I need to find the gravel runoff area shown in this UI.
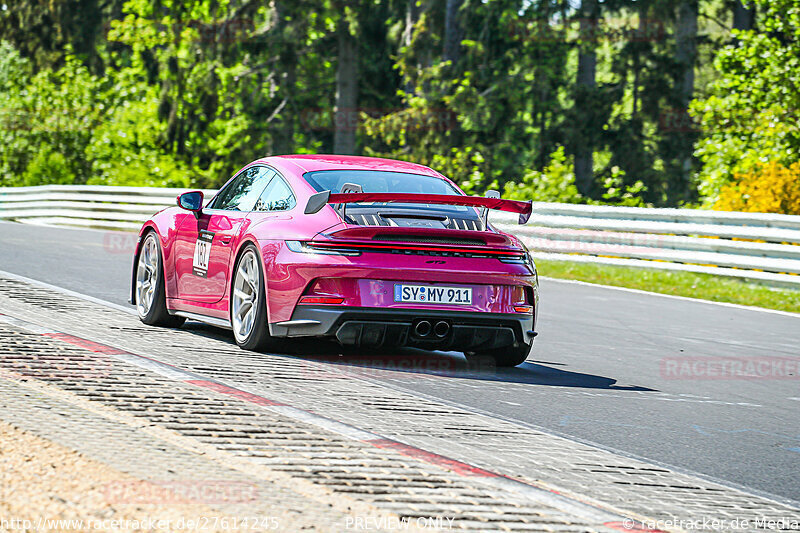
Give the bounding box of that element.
[0,375,434,533]
[0,420,230,533]
[0,367,439,533]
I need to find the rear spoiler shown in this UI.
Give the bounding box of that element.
[304,191,533,224]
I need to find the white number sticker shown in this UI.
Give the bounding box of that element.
[192,232,214,277]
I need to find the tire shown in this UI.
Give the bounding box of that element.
[230,244,278,352]
[466,342,532,368]
[135,231,186,328]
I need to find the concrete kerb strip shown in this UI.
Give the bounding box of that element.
[0,310,663,532]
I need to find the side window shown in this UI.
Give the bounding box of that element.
[209,166,273,211]
[254,175,296,212]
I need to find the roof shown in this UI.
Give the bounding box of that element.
[259,154,443,178]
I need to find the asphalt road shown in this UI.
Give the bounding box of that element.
[2,220,799,505]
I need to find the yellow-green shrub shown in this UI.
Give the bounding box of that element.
[714,162,800,215]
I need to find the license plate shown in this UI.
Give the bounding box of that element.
[394,284,472,305]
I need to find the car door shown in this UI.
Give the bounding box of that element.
[174,166,274,303]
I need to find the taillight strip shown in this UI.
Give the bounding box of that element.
[308,241,523,257]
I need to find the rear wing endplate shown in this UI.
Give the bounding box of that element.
[304,191,532,224]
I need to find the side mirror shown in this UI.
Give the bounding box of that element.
[177,191,204,217]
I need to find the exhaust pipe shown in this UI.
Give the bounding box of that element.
[433,321,450,338]
[414,320,432,337]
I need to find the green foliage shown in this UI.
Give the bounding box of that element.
[22,148,76,186]
[504,147,583,203]
[86,92,193,187]
[0,41,102,186]
[599,166,648,207]
[105,0,274,186]
[0,0,111,72]
[503,146,647,206]
[0,40,31,185]
[362,1,576,199]
[691,0,800,210]
[0,0,787,213]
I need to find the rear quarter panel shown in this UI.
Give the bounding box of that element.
[241,208,343,322]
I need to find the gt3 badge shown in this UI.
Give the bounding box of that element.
[192,231,214,277]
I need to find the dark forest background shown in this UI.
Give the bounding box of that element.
[1,0,798,212]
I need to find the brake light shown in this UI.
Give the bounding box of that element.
[286,240,361,256]
[308,240,523,257]
[299,296,345,305]
[514,305,533,314]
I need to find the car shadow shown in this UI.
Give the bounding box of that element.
[181,322,654,392]
[300,343,654,391]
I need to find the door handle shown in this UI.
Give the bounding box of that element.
[220,238,231,245]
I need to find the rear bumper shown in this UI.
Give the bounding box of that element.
[270,306,536,351]
[264,242,537,324]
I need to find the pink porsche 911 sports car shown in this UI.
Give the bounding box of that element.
[131,155,538,367]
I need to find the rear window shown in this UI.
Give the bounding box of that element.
[303,170,461,196]
[303,170,470,214]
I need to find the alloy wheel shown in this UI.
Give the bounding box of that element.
[135,234,159,318]
[232,250,260,343]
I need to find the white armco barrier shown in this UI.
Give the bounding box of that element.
[2,184,800,288]
[0,185,217,231]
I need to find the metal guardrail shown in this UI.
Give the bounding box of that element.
[0,185,216,231]
[2,184,800,288]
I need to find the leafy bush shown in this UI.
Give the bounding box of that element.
[86,81,193,188]
[0,41,102,187]
[714,162,800,215]
[22,148,76,186]
[504,147,647,206]
[1,40,195,189]
[0,40,34,184]
[691,0,800,209]
[691,98,794,207]
[598,168,648,207]
[504,147,583,203]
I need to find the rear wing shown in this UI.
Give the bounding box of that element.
[304,191,532,224]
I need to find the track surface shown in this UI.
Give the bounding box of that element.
[2,221,799,505]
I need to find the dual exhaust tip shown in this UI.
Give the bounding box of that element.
[414,320,450,339]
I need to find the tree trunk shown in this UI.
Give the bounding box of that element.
[733,0,755,31]
[675,0,698,108]
[443,0,463,64]
[273,1,296,155]
[674,0,698,196]
[574,0,598,196]
[334,19,358,155]
[402,0,421,94]
[403,0,420,50]
[632,5,649,116]
[274,57,296,155]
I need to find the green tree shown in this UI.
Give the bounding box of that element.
[691,0,799,205]
[0,0,119,72]
[0,41,103,186]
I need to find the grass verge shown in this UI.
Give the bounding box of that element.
[536,258,800,314]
